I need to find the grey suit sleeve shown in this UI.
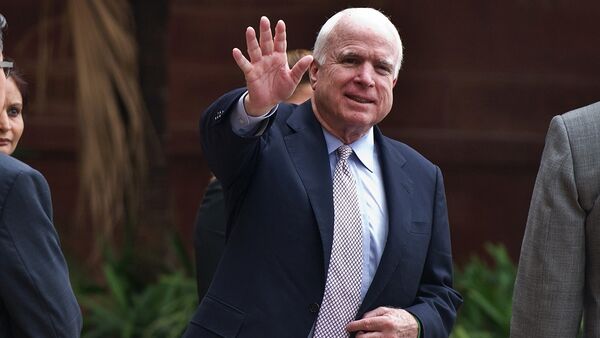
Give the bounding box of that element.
[0,168,82,337]
[510,115,585,338]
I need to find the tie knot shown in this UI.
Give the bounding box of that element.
[336,145,353,162]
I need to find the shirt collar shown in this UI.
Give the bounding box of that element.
[322,127,376,173]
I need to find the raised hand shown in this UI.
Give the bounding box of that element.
[232,16,313,116]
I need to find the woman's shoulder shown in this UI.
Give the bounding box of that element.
[0,154,44,189]
[0,154,35,176]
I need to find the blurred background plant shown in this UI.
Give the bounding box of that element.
[18,2,197,336]
[451,243,516,338]
[73,232,196,338]
[72,240,518,337]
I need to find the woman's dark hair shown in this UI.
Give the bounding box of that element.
[4,58,28,109]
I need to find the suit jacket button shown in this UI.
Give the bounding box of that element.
[309,303,320,313]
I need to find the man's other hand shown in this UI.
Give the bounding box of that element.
[347,307,419,338]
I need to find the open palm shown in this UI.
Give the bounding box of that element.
[232,17,312,116]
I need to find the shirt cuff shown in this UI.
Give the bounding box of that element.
[230,91,277,137]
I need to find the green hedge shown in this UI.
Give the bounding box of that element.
[74,242,517,337]
[451,243,516,338]
[74,233,197,338]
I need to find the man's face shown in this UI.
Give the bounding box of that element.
[310,19,398,141]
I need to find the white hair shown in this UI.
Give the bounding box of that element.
[0,14,6,52]
[312,8,404,78]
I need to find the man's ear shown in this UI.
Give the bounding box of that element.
[309,61,319,90]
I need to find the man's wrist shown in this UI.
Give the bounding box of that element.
[243,93,276,117]
[230,92,277,137]
[411,313,422,338]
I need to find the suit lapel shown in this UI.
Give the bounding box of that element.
[283,102,335,273]
[284,113,417,306]
[359,128,415,314]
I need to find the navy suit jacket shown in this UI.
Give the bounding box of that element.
[194,178,227,303]
[0,154,82,337]
[184,89,461,338]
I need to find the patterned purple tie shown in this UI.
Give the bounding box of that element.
[313,145,363,338]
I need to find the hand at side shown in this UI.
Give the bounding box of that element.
[346,307,419,338]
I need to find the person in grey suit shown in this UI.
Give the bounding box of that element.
[511,102,600,337]
[0,13,82,337]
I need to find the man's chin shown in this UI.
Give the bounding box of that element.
[341,110,377,125]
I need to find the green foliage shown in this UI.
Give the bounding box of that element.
[75,235,517,337]
[451,243,516,338]
[77,233,197,338]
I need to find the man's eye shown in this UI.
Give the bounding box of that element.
[375,63,393,74]
[377,67,392,75]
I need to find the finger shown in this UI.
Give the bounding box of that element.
[346,316,387,332]
[273,19,287,54]
[232,48,252,74]
[362,306,392,318]
[245,26,262,63]
[259,16,274,55]
[289,55,313,83]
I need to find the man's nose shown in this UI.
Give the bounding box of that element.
[354,63,375,87]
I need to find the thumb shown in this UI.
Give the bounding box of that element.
[289,55,313,84]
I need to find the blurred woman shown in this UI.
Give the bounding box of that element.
[0,65,26,155]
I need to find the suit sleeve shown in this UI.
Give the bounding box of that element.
[510,115,585,338]
[0,168,82,337]
[405,166,462,338]
[200,88,273,188]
